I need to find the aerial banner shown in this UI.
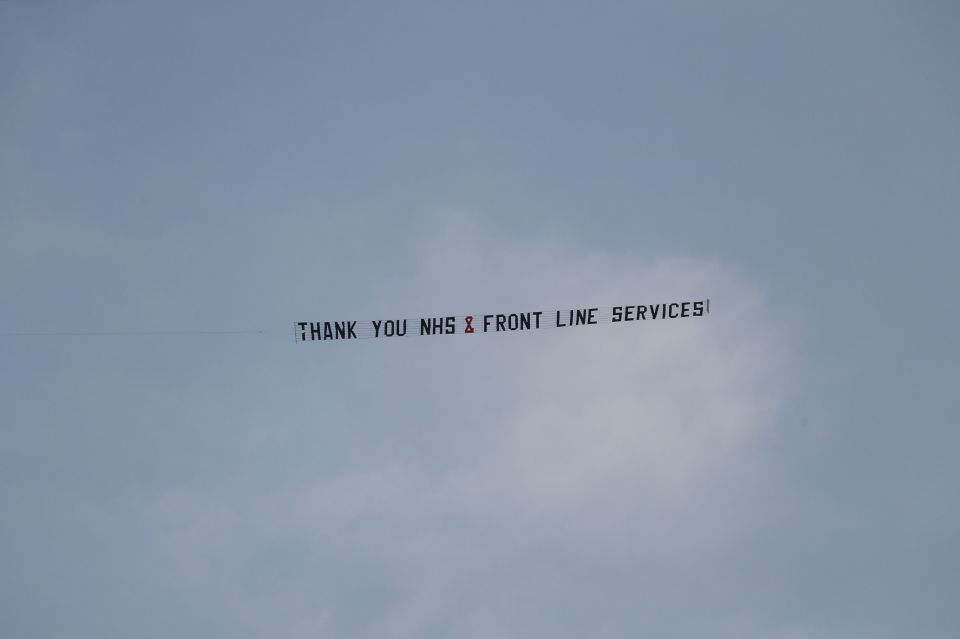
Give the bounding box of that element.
[296,299,710,343]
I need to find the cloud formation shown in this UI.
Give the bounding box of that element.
[145,221,789,638]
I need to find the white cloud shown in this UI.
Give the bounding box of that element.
[146,219,790,637]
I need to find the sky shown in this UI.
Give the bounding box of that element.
[1,1,958,637]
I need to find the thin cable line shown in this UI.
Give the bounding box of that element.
[0,330,267,337]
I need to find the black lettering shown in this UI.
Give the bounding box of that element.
[421,317,446,335]
[587,308,597,324]
[496,314,506,331]
[681,302,690,318]
[669,303,679,318]
[324,322,334,339]
[445,316,455,334]
[637,305,647,319]
[384,320,404,336]
[556,310,567,327]
[372,320,382,337]
[484,315,493,332]
[336,322,346,339]
[612,307,622,322]
[532,311,543,328]
[624,306,635,321]
[576,309,588,325]
[347,321,357,338]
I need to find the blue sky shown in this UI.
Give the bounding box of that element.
[2,2,958,637]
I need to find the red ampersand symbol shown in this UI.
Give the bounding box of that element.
[464,316,475,334]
